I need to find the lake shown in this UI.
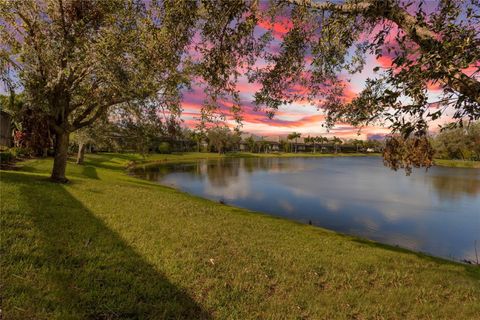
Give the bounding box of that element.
[133,156,480,263]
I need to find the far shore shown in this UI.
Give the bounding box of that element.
[434,158,480,169]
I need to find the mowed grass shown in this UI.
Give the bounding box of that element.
[435,158,480,169]
[1,153,479,319]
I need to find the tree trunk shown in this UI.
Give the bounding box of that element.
[51,131,70,183]
[76,143,86,165]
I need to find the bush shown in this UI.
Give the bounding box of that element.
[9,147,31,158]
[0,151,14,163]
[157,142,172,154]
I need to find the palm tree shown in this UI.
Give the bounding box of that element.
[304,135,312,153]
[331,136,342,153]
[191,130,204,152]
[312,136,324,153]
[287,132,301,153]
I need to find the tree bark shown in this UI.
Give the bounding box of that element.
[51,130,70,183]
[76,142,85,165]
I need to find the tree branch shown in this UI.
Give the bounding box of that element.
[74,97,131,129]
[284,0,480,104]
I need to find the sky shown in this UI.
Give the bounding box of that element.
[179,5,450,140]
[2,0,477,140]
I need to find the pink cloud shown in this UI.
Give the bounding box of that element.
[257,17,293,40]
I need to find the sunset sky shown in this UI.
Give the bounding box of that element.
[2,1,477,140]
[179,0,470,140]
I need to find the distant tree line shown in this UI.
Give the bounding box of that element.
[432,122,480,161]
[2,93,477,163]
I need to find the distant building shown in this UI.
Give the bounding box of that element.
[239,134,282,152]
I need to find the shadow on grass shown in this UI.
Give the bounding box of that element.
[1,171,210,319]
[82,165,99,180]
[82,154,136,172]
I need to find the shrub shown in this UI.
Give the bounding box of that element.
[9,147,31,158]
[0,151,14,163]
[157,142,171,154]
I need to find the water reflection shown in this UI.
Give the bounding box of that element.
[427,169,480,200]
[134,157,480,262]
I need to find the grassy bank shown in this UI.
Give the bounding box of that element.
[435,159,480,169]
[1,153,479,319]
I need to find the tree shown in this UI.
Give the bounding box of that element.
[196,0,479,171]
[279,139,289,152]
[304,135,312,152]
[0,0,195,182]
[0,94,51,156]
[331,136,343,154]
[467,122,480,160]
[206,126,231,154]
[190,130,206,153]
[114,101,182,158]
[309,136,325,153]
[70,117,114,164]
[287,132,301,153]
[352,139,364,153]
[245,135,256,153]
[262,0,479,125]
[433,122,480,161]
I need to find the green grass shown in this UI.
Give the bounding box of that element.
[1,153,479,319]
[435,159,480,168]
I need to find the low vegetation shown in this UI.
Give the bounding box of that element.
[1,153,479,319]
[434,159,480,169]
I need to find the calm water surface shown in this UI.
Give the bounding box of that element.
[134,157,480,262]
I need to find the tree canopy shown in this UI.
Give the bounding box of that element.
[0,0,196,181]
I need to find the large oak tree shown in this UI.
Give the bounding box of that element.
[0,0,196,181]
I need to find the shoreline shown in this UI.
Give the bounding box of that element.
[434,158,480,169]
[1,152,479,319]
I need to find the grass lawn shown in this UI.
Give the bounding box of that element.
[434,159,480,169]
[1,152,479,319]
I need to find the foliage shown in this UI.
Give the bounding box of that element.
[383,136,435,175]
[206,126,240,153]
[245,135,257,152]
[432,122,480,161]
[8,147,30,158]
[113,102,176,157]
[0,151,13,163]
[0,94,50,156]
[0,0,195,180]
[287,132,301,152]
[252,0,480,132]
[195,0,480,170]
[157,142,172,154]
